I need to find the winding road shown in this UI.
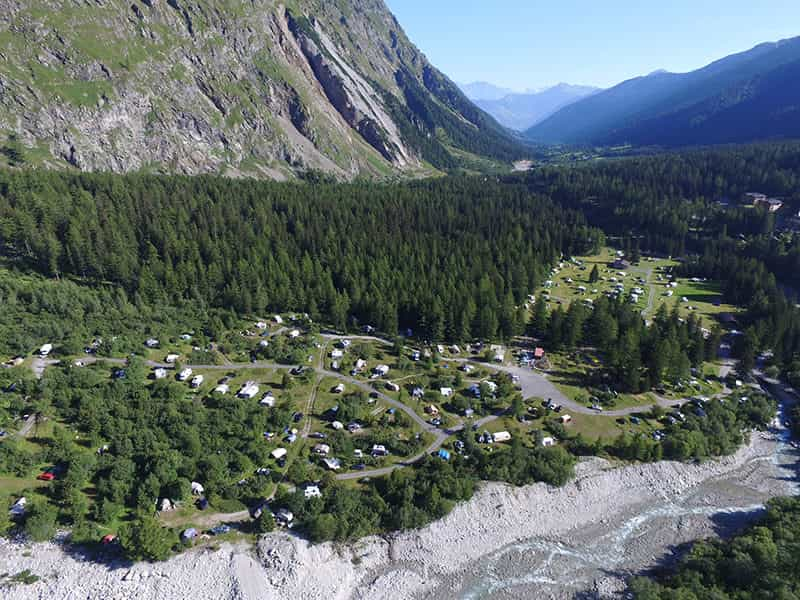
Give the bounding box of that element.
[34,334,703,485]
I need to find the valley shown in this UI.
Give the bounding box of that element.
[1,2,800,598]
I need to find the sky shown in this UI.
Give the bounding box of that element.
[384,0,800,91]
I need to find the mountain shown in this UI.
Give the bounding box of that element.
[0,0,525,179]
[471,83,599,131]
[458,81,515,101]
[525,37,800,147]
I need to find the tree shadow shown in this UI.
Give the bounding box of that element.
[572,505,771,599]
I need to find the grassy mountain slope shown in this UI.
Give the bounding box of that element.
[0,0,526,179]
[525,37,800,147]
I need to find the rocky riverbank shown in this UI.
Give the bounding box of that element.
[1,429,796,600]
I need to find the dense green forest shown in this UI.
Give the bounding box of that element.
[519,143,800,380]
[1,142,799,563]
[530,293,721,393]
[630,496,800,599]
[0,358,575,555]
[0,171,601,344]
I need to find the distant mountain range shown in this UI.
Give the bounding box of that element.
[525,36,800,147]
[462,83,600,131]
[458,81,516,101]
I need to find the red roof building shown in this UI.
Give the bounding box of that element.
[534,347,545,359]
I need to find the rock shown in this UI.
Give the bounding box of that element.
[0,0,515,180]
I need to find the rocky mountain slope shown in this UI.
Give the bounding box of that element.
[525,36,800,147]
[0,0,524,179]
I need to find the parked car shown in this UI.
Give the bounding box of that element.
[209,525,232,536]
[37,472,55,481]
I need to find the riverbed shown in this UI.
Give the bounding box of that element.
[1,424,796,600]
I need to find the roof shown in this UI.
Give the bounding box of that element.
[534,347,545,358]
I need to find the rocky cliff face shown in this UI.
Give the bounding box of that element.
[0,0,522,179]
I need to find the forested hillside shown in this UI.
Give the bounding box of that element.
[517,142,800,377]
[0,171,601,345]
[631,497,800,599]
[526,37,800,147]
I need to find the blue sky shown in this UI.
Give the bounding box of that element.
[384,0,800,90]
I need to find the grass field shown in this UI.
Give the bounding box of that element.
[536,248,738,330]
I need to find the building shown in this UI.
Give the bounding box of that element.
[612,258,630,270]
[322,457,342,471]
[303,485,322,499]
[178,368,193,381]
[312,443,331,456]
[491,345,505,362]
[145,338,159,348]
[153,368,168,380]
[560,414,572,424]
[492,431,512,443]
[748,192,784,212]
[371,444,389,457]
[533,347,545,360]
[214,383,230,394]
[276,508,294,526]
[271,448,288,460]
[425,405,440,416]
[39,343,53,357]
[333,383,345,394]
[440,387,454,397]
[191,481,205,495]
[190,374,204,388]
[541,437,555,447]
[9,497,26,517]
[331,349,344,360]
[385,381,400,392]
[288,329,301,338]
[238,381,259,399]
[260,393,275,407]
[165,353,180,364]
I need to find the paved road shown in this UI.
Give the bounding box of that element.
[34,333,706,482]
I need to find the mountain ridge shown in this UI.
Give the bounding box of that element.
[0,0,525,179]
[525,36,800,147]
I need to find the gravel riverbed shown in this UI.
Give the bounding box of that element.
[1,428,797,600]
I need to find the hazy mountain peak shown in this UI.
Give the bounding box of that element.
[464,82,600,131]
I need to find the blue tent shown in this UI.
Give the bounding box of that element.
[437,449,451,461]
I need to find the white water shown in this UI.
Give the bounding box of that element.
[459,417,799,599]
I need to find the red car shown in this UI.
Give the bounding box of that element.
[37,472,55,481]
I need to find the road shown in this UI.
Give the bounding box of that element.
[33,334,704,483]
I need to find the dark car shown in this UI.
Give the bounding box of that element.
[209,524,231,536]
[293,412,304,423]
[249,500,270,519]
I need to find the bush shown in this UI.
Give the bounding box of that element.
[119,514,176,561]
[23,502,58,542]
